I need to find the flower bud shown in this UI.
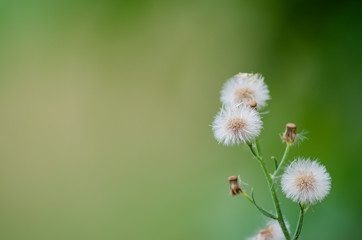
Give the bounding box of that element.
[282,123,297,144]
[246,100,257,109]
[228,176,243,196]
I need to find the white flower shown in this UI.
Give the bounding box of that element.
[248,220,287,240]
[212,105,262,145]
[221,73,270,109]
[281,158,331,204]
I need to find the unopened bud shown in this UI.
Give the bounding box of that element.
[282,123,297,144]
[246,100,257,109]
[228,176,243,196]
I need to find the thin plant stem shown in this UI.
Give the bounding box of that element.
[270,186,290,240]
[240,191,277,219]
[255,137,263,158]
[247,143,291,240]
[271,156,278,170]
[273,142,291,179]
[293,203,305,240]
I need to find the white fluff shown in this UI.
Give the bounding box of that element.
[281,158,331,204]
[212,105,262,146]
[221,73,270,109]
[247,220,287,240]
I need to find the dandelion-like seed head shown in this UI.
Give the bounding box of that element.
[226,118,246,135]
[281,158,331,204]
[235,87,254,102]
[248,220,287,240]
[221,73,270,109]
[212,105,262,146]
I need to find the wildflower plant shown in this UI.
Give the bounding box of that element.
[212,73,331,240]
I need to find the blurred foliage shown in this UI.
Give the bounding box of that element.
[0,0,361,239]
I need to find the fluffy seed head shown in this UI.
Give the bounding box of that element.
[220,73,270,109]
[212,105,262,145]
[281,158,331,204]
[248,220,287,240]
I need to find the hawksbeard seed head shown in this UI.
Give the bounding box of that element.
[226,118,246,135]
[295,171,317,193]
[259,226,274,238]
[234,87,254,102]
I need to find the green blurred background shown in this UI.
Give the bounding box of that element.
[0,0,361,239]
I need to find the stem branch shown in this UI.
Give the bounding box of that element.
[255,137,263,158]
[273,143,291,179]
[293,203,305,240]
[241,191,277,220]
[247,143,291,240]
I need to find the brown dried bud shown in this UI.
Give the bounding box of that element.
[228,176,243,196]
[246,100,257,109]
[282,123,297,144]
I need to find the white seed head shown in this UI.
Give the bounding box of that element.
[212,105,262,146]
[248,220,287,240]
[221,73,270,109]
[281,158,331,204]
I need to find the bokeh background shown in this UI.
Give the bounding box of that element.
[0,0,361,239]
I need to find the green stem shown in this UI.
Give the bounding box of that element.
[255,137,263,158]
[273,142,291,179]
[247,143,261,161]
[241,191,277,219]
[247,143,291,240]
[270,187,290,240]
[293,203,305,240]
[247,143,271,183]
[271,156,278,170]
